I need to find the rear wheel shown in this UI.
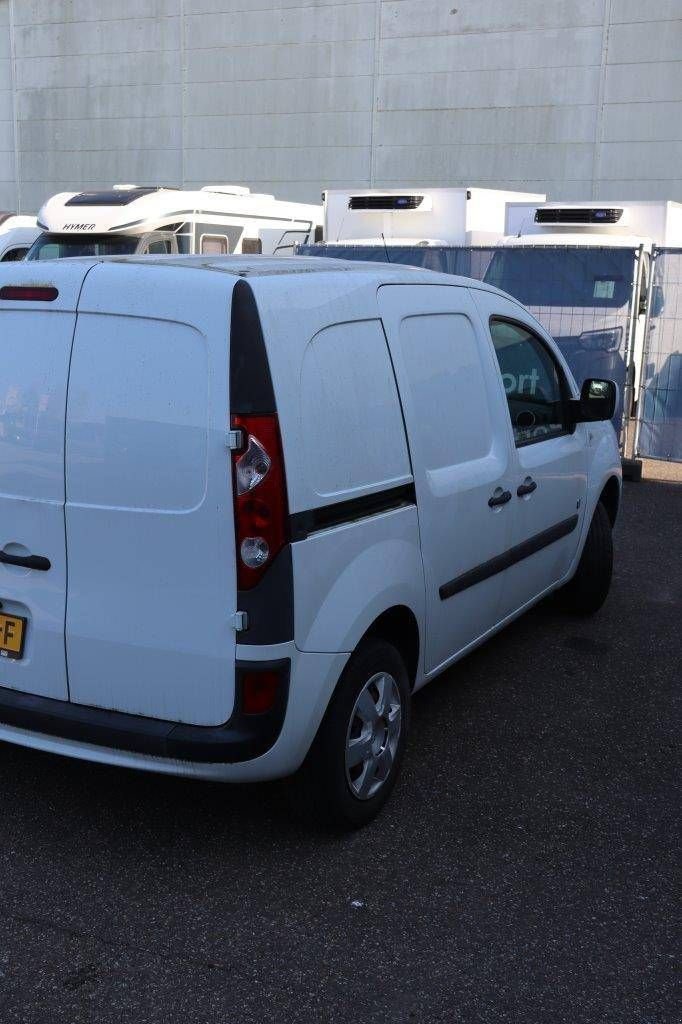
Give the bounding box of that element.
[558,501,613,615]
[293,638,410,830]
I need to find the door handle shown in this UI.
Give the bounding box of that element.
[517,478,538,497]
[488,489,512,508]
[0,551,51,571]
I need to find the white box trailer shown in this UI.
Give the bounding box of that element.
[27,184,322,261]
[323,187,546,246]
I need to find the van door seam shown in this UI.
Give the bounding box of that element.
[62,261,102,703]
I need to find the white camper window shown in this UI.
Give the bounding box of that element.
[195,223,242,253]
[200,234,229,255]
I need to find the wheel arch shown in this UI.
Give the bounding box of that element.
[359,605,421,689]
[599,474,621,526]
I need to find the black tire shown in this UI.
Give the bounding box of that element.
[557,501,613,615]
[292,638,411,830]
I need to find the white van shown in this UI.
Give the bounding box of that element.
[0,256,621,828]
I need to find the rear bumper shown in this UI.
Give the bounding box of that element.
[0,659,289,765]
[0,646,349,782]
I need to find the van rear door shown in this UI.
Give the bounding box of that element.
[65,263,237,728]
[0,265,91,700]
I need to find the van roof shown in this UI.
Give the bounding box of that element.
[37,253,508,295]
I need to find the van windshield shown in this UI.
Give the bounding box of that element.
[484,248,633,309]
[26,232,139,260]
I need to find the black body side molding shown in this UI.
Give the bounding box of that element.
[290,483,417,542]
[439,514,580,600]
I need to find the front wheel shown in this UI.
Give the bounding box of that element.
[557,501,613,615]
[293,639,411,830]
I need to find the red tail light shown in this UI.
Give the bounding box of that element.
[241,670,281,714]
[0,285,58,302]
[231,413,289,590]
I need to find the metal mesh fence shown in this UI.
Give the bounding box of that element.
[297,243,637,437]
[636,248,682,462]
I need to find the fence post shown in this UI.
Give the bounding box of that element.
[621,244,645,480]
[630,245,659,468]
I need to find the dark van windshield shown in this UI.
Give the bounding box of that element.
[484,247,633,309]
[26,233,139,260]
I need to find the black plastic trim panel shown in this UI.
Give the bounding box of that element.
[0,660,290,764]
[439,514,579,600]
[237,546,294,646]
[290,483,417,542]
[230,278,276,415]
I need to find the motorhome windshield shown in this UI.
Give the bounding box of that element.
[484,248,633,309]
[26,233,139,260]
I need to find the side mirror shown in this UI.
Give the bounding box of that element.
[577,327,622,352]
[570,378,617,423]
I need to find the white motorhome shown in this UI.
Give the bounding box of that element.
[0,214,40,262]
[485,200,682,462]
[27,184,322,260]
[323,187,546,246]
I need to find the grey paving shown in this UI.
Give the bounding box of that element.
[0,469,679,1023]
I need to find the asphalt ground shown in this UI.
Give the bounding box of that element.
[0,463,679,1023]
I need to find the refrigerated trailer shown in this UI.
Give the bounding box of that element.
[27,184,322,261]
[322,187,546,246]
[501,199,682,247]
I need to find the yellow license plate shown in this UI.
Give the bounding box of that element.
[0,614,26,660]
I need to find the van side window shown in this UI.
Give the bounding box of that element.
[489,318,567,446]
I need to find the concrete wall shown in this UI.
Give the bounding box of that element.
[0,0,680,213]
